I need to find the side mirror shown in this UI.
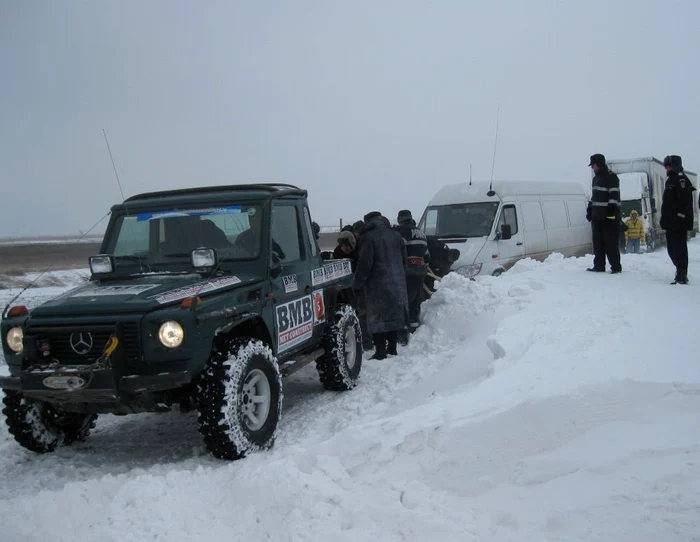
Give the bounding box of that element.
[650,198,657,213]
[89,255,114,275]
[270,252,282,278]
[499,224,512,241]
[192,248,218,274]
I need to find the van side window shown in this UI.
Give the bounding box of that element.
[520,201,545,232]
[542,201,568,229]
[566,199,589,227]
[498,205,518,235]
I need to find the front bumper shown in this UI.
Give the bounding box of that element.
[0,368,192,403]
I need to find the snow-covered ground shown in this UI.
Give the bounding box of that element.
[1,244,700,541]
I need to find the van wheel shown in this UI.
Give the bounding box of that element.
[317,305,363,391]
[197,337,282,460]
[2,391,97,453]
[492,269,504,277]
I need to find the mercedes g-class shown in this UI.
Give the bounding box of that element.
[0,184,362,459]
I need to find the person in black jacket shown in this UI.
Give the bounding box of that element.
[394,210,430,334]
[332,231,358,271]
[353,212,409,360]
[586,153,622,274]
[660,155,695,284]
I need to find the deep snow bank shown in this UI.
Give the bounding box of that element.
[1,245,700,541]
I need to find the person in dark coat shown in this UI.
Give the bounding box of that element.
[660,155,695,284]
[586,153,622,274]
[332,231,358,271]
[353,212,409,360]
[394,210,430,335]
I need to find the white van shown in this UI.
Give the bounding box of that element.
[419,181,592,278]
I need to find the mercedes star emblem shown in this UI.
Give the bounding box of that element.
[69,332,94,355]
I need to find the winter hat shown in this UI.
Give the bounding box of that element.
[397,209,413,223]
[663,155,684,172]
[630,210,638,217]
[364,211,382,222]
[588,153,606,167]
[352,220,365,233]
[337,231,357,250]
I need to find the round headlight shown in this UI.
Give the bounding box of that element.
[158,321,184,349]
[6,327,24,353]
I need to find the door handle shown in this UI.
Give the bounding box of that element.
[516,242,523,246]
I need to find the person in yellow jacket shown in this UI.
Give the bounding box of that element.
[624,210,645,253]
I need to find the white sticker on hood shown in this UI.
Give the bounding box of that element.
[71,284,161,297]
[151,276,242,304]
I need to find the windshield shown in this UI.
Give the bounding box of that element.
[105,204,263,271]
[621,200,642,219]
[421,202,499,238]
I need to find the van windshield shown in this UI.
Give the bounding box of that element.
[421,202,499,238]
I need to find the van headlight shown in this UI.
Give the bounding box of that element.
[456,264,482,278]
[158,321,184,348]
[6,327,24,353]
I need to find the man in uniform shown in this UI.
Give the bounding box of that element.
[660,155,695,284]
[395,210,430,336]
[586,153,622,274]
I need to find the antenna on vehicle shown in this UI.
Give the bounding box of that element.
[103,129,131,216]
[103,129,144,272]
[487,103,500,197]
[469,163,472,186]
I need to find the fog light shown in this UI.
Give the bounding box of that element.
[456,264,482,278]
[89,255,114,274]
[158,321,184,348]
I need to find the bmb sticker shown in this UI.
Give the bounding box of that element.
[313,290,325,326]
[283,275,298,293]
[276,296,314,352]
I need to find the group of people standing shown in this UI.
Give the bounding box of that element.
[327,210,431,360]
[586,153,695,284]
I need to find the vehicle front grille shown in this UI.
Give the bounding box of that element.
[27,322,141,366]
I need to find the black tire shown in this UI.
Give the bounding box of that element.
[196,337,282,460]
[492,269,504,277]
[1,391,97,453]
[316,305,362,391]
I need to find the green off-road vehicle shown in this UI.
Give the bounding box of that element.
[0,184,362,459]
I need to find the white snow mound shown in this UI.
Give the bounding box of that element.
[1,243,700,541]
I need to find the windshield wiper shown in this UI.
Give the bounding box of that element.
[114,255,153,272]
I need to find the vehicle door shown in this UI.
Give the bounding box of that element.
[494,203,524,268]
[269,201,316,357]
[517,196,548,258]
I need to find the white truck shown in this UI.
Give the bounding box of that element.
[605,157,698,251]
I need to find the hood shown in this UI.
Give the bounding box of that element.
[445,238,487,268]
[30,273,262,317]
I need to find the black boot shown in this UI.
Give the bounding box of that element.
[678,269,689,285]
[587,267,605,272]
[671,269,682,285]
[387,331,399,357]
[371,333,387,360]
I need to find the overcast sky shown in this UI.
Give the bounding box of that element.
[1,0,698,238]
